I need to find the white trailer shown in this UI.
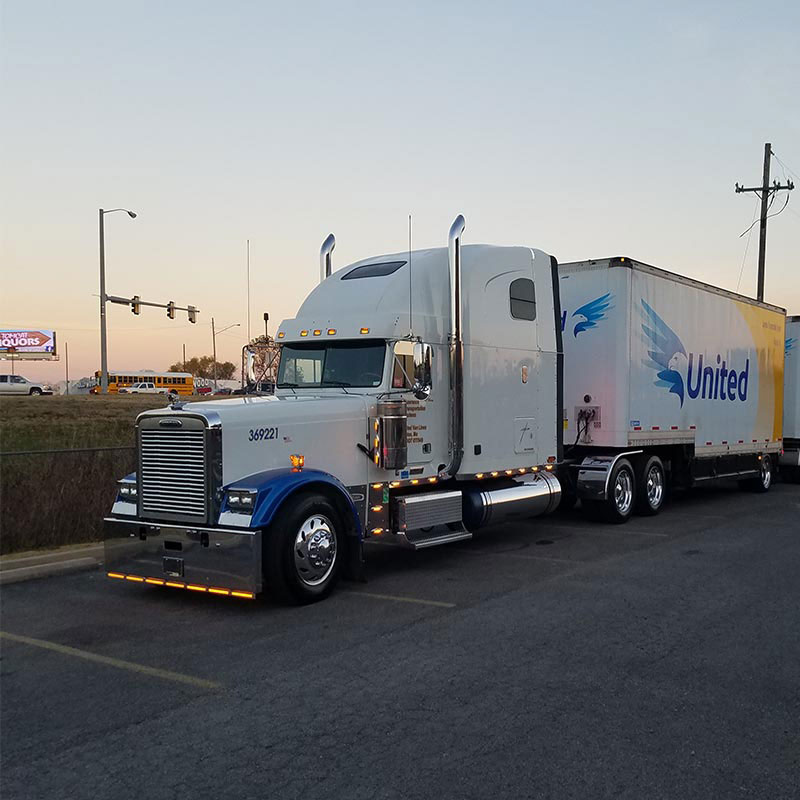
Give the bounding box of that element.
[559,257,785,520]
[103,220,785,604]
[780,316,800,481]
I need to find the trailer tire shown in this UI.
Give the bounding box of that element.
[265,492,343,605]
[589,458,636,524]
[741,455,773,493]
[634,455,665,516]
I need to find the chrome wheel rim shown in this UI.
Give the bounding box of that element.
[646,465,664,509]
[293,514,337,587]
[614,469,634,515]
[761,458,771,489]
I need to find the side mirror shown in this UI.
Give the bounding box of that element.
[412,342,432,400]
[245,350,257,385]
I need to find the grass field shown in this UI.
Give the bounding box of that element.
[0,395,210,554]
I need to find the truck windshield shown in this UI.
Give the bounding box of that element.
[277,341,385,388]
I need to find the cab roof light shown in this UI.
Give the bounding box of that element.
[327,328,336,335]
[277,332,285,339]
[360,327,370,335]
[313,329,322,336]
[300,330,309,337]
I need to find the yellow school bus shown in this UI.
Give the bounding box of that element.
[91,371,195,395]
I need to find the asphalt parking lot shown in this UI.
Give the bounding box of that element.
[2,482,799,800]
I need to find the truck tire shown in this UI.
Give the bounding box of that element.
[741,455,773,493]
[265,492,343,604]
[634,455,666,516]
[584,458,636,524]
[29,388,43,396]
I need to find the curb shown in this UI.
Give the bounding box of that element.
[0,544,103,585]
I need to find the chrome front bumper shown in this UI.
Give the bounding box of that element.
[104,518,261,596]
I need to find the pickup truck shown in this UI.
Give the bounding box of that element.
[0,374,54,396]
[119,382,167,395]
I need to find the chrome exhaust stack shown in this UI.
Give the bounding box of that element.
[319,233,336,282]
[440,214,466,480]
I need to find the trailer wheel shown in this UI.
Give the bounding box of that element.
[588,458,636,524]
[265,492,343,604]
[741,455,773,493]
[635,455,665,516]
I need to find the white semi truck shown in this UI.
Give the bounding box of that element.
[780,316,800,481]
[105,217,786,603]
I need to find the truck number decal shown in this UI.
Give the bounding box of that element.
[248,427,278,442]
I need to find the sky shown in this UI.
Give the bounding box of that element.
[2,0,799,382]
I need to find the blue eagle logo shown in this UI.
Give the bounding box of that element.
[787,336,797,357]
[640,299,687,407]
[572,292,614,337]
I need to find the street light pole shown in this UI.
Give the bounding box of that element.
[99,209,107,393]
[211,319,240,391]
[212,317,217,390]
[98,207,136,393]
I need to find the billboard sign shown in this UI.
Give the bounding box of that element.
[0,329,58,360]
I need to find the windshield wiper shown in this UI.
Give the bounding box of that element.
[277,382,299,388]
[322,380,352,387]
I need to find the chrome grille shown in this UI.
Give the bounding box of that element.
[140,429,207,518]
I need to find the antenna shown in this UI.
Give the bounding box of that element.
[246,239,251,342]
[408,213,413,338]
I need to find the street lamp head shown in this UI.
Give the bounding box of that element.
[127,211,137,219]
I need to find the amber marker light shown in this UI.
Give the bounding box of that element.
[475,473,484,479]
[545,464,554,471]
[107,572,124,579]
[125,575,144,582]
[327,328,336,335]
[371,483,383,489]
[300,330,309,337]
[313,329,322,336]
[208,588,231,596]
[505,470,513,476]
[360,327,370,334]
[491,471,499,477]
[145,578,165,585]
[410,479,419,485]
[532,466,540,472]
[231,591,255,599]
[290,453,305,470]
[277,332,285,339]
[186,584,208,592]
[371,528,384,535]
[428,477,437,483]
[165,581,185,589]
[518,468,527,474]
[390,481,400,487]
[371,505,383,512]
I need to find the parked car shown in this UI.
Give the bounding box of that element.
[0,374,53,396]
[119,382,166,395]
[196,386,213,395]
[213,387,233,395]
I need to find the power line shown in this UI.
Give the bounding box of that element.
[736,198,760,292]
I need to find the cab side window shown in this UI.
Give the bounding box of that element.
[510,278,536,321]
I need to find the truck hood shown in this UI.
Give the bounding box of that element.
[157,394,372,487]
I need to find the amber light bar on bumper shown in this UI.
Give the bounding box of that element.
[107,572,255,599]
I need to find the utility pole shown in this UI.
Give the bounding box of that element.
[246,239,251,343]
[735,143,794,302]
[264,312,269,340]
[183,343,186,372]
[211,317,217,390]
[65,341,69,394]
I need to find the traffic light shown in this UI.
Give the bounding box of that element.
[188,305,197,324]
[167,301,175,320]
[131,295,141,315]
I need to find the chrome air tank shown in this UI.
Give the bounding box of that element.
[463,472,561,529]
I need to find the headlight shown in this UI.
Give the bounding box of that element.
[117,480,137,499]
[226,490,257,513]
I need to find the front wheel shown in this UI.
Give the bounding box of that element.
[265,493,343,604]
[29,388,43,396]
